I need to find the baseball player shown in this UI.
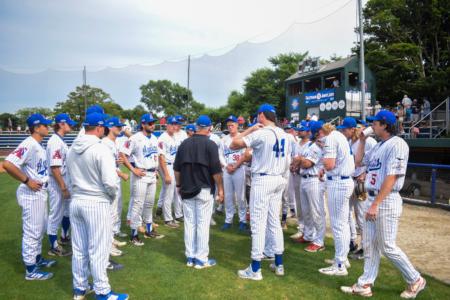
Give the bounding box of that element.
[120,113,164,246]
[102,117,129,257]
[219,115,247,231]
[173,115,224,269]
[46,113,77,257]
[337,117,377,259]
[67,112,128,300]
[75,104,104,139]
[185,124,196,137]
[316,121,355,276]
[341,110,426,298]
[158,116,182,228]
[3,113,56,280]
[230,104,291,280]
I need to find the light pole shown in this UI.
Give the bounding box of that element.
[358,0,366,120]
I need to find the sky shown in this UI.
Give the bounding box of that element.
[0,0,360,72]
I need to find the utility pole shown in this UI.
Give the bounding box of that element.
[83,66,87,118]
[186,55,191,119]
[358,0,366,120]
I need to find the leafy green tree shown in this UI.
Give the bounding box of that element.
[361,0,449,103]
[140,80,205,118]
[121,105,147,122]
[54,85,123,121]
[0,113,19,130]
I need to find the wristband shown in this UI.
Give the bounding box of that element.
[23,177,29,184]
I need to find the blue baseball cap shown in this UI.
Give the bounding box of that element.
[82,112,107,126]
[225,115,238,123]
[367,110,396,125]
[309,120,324,136]
[185,124,196,132]
[86,104,104,115]
[336,117,357,129]
[284,123,294,130]
[55,113,77,126]
[257,103,276,114]
[357,119,368,127]
[140,113,157,123]
[196,115,212,127]
[105,117,125,128]
[26,113,53,128]
[167,116,181,125]
[175,115,185,122]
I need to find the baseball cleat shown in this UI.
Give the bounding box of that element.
[73,283,94,300]
[221,223,232,231]
[165,221,180,228]
[237,265,263,281]
[175,217,184,223]
[341,284,373,297]
[115,232,128,238]
[113,239,126,247]
[290,232,303,240]
[262,253,275,261]
[238,222,247,232]
[194,258,217,269]
[210,218,217,226]
[305,243,325,253]
[95,291,129,300]
[400,276,426,299]
[319,264,348,276]
[269,263,285,276]
[324,258,351,269]
[293,236,310,244]
[349,249,364,260]
[37,257,57,268]
[144,230,165,239]
[48,244,72,257]
[25,268,54,280]
[59,236,71,245]
[350,241,358,253]
[107,260,124,272]
[130,236,144,246]
[110,246,123,257]
[186,257,195,267]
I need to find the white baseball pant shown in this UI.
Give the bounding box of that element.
[71,198,112,295]
[326,178,354,265]
[18,186,48,266]
[110,184,121,235]
[224,167,247,224]
[183,188,214,262]
[126,173,135,222]
[301,177,326,246]
[250,174,286,260]
[160,164,183,222]
[47,177,70,236]
[358,193,420,285]
[349,192,366,242]
[130,173,157,230]
[288,173,299,211]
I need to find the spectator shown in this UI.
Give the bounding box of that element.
[8,117,12,131]
[422,98,431,117]
[310,113,318,121]
[374,101,382,115]
[402,95,412,121]
[332,79,340,88]
[411,99,420,123]
[395,105,405,134]
[411,124,420,139]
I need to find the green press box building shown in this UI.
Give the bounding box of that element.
[285,56,376,121]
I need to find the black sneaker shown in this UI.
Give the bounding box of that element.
[350,241,358,253]
[130,236,144,246]
[349,248,364,260]
[144,230,165,239]
[107,260,124,271]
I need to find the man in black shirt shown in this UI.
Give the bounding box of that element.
[174,115,224,269]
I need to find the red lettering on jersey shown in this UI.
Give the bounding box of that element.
[12,147,27,159]
[52,150,62,160]
[158,141,164,149]
[124,141,130,149]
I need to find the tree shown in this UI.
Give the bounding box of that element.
[361,0,449,103]
[121,105,147,122]
[54,85,123,121]
[140,80,205,119]
[0,113,19,130]
[15,107,53,127]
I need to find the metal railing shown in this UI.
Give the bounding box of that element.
[409,97,449,138]
[405,162,450,206]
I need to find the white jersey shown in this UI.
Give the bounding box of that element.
[363,136,409,192]
[351,136,377,177]
[301,141,323,176]
[219,134,245,166]
[101,137,121,185]
[6,136,49,185]
[243,126,291,176]
[157,132,178,164]
[209,133,222,147]
[120,131,159,170]
[46,133,69,177]
[175,130,188,145]
[323,130,355,177]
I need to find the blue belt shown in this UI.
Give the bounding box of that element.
[259,173,267,176]
[302,174,318,179]
[166,162,172,165]
[368,190,377,197]
[327,176,350,180]
[145,168,156,172]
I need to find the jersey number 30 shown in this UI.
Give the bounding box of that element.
[273,139,286,157]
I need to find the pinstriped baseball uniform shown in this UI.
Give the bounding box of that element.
[157,131,182,221]
[101,138,122,235]
[300,141,326,246]
[6,136,49,267]
[120,131,159,231]
[67,134,118,295]
[358,136,420,286]
[282,134,299,216]
[323,130,355,265]
[349,137,377,242]
[118,138,136,223]
[219,134,247,224]
[243,126,291,261]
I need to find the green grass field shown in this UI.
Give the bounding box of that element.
[0,171,448,299]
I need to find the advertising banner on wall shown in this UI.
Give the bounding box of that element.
[304,89,335,105]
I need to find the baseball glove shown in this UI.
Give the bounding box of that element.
[355,181,367,201]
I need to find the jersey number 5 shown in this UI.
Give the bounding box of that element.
[273,139,286,158]
[370,173,377,185]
